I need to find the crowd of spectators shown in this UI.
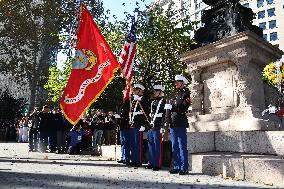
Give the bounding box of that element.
[1,105,120,155]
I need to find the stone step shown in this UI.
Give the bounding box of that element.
[189,152,284,187]
[188,116,283,132]
[188,131,284,155]
[100,145,121,160]
[98,143,172,167]
[80,145,122,160]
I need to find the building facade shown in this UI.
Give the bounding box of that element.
[240,0,284,52]
[154,0,284,55]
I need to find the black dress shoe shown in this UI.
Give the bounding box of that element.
[117,160,125,164]
[169,169,180,174]
[145,165,153,169]
[152,167,160,171]
[179,170,189,175]
[133,163,142,167]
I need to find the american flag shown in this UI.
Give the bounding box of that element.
[119,21,136,102]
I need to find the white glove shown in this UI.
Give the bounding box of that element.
[160,128,165,134]
[114,114,121,119]
[139,126,145,132]
[164,104,172,110]
[133,95,142,101]
[268,104,277,114]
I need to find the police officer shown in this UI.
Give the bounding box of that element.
[165,75,191,175]
[117,98,131,165]
[129,83,149,167]
[146,84,166,171]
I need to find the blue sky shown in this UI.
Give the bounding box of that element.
[103,0,153,21]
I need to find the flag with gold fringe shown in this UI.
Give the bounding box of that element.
[60,4,119,125]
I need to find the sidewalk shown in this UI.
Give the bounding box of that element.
[0,143,280,189]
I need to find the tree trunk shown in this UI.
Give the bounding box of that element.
[28,79,37,112]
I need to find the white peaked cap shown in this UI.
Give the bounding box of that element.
[175,75,188,84]
[153,84,165,91]
[134,84,145,90]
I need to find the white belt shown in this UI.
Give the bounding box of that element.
[150,113,163,125]
[153,113,163,118]
[133,112,143,116]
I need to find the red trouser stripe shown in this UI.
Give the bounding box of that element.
[159,133,163,167]
[140,131,143,163]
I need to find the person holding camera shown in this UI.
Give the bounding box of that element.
[28,107,40,152]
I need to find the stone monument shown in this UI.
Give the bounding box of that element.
[181,0,284,187]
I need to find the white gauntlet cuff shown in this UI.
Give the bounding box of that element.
[164,104,172,110]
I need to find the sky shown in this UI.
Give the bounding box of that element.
[57,0,153,69]
[103,0,153,21]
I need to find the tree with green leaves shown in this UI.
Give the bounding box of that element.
[0,89,26,124]
[133,2,195,95]
[44,0,196,111]
[0,0,106,111]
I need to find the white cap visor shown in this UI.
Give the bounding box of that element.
[133,84,145,90]
[175,75,188,84]
[153,85,165,91]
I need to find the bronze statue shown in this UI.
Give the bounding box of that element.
[191,0,263,49]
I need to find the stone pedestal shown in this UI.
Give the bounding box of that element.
[180,31,284,186]
[181,31,284,131]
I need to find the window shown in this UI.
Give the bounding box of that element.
[268,20,276,29]
[270,32,278,41]
[194,0,204,10]
[263,34,267,41]
[259,22,266,30]
[195,12,201,21]
[257,0,264,8]
[258,11,265,19]
[267,8,276,17]
[243,3,249,8]
[266,0,274,5]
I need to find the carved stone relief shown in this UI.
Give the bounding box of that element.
[201,61,236,113]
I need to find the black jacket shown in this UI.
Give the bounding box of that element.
[130,95,150,128]
[150,97,166,130]
[38,112,53,132]
[93,115,105,130]
[119,100,130,129]
[168,88,190,128]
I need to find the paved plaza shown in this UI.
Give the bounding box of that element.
[0,143,280,189]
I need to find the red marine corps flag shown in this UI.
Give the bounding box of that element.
[60,4,119,125]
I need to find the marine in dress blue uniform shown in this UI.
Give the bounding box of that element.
[165,75,191,175]
[129,83,150,167]
[146,84,166,171]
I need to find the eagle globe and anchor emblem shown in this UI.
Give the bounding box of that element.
[64,46,111,105]
[72,49,97,71]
